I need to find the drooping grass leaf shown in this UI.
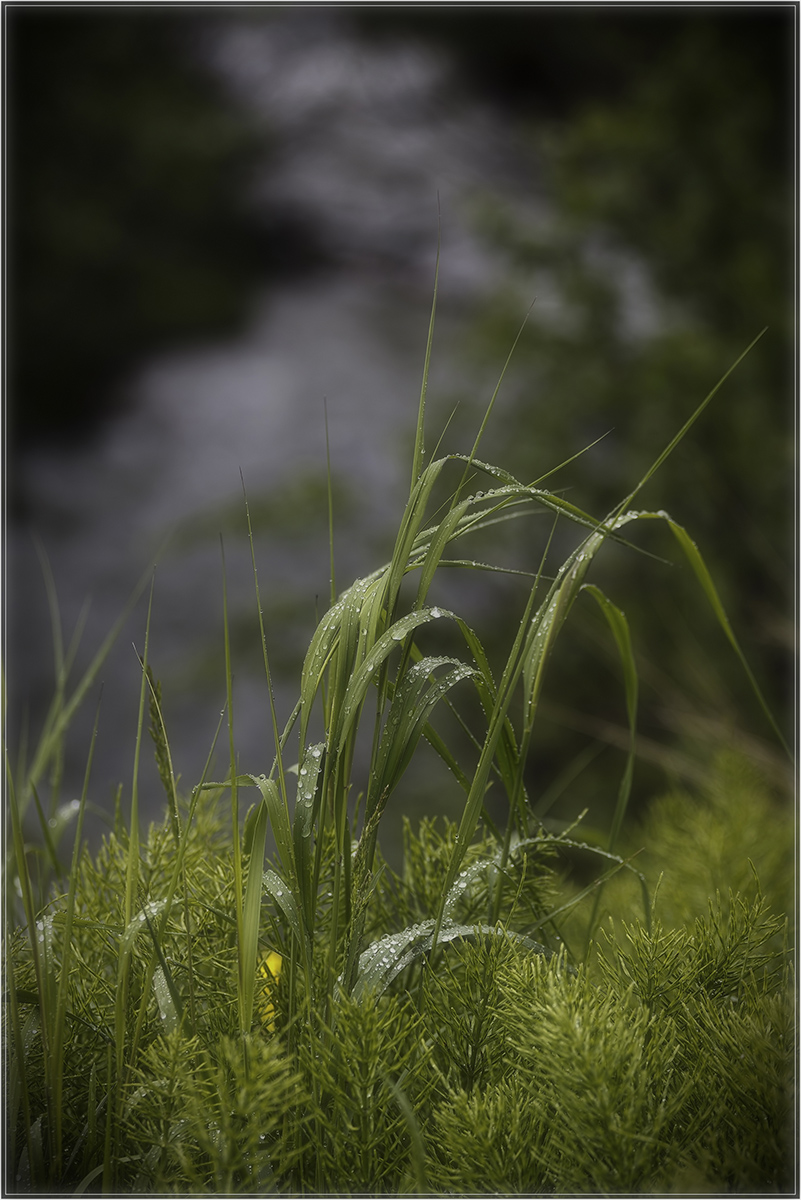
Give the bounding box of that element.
[263,867,307,956]
[352,920,555,1000]
[335,605,456,754]
[368,657,475,816]
[665,517,789,755]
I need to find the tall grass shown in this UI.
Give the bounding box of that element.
[4,290,792,1194]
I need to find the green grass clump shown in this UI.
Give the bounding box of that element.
[5,284,793,1194]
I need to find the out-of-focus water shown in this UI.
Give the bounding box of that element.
[8,10,547,838]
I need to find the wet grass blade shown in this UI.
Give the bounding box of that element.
[143,912,185,1035]
[143,663,181,843]
[368,657,475,813]
[582,585,638,854]
[666,517,789,755]
[410,211,440,491]
[353,920,554,1000]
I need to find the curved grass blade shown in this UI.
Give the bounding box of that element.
[247,774,296,888]
[665,516,790,756]
[335,605,455,754]
[581,585,638,854]
[293,742,326,923]
[262,867,307,954]
[144,925,184,1037]
[368,657,475,812]
[352,920,555,1000]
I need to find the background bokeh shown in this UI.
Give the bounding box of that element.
[6,6,795,855]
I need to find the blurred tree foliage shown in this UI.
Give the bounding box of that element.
[6,8,319,452]
[474,11,793,735]
[358,7,795,816]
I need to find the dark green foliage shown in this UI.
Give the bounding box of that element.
[299,990,432,1195]
[7,760,793,1194]
[425,894,792,1195]
[6,279,793,1191]
[127,1031,305,1194]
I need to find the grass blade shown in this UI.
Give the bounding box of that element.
[50,690,103,1177]
[665,517,790,756]
[410,212,440,491]
[581,585,638,853]
[615,328,767,517]
[239,794,270,1032]
[352,920,554,1000]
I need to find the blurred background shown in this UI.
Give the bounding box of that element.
[5,6,795,857]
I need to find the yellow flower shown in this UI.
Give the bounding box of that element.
[258,951,283,1032]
